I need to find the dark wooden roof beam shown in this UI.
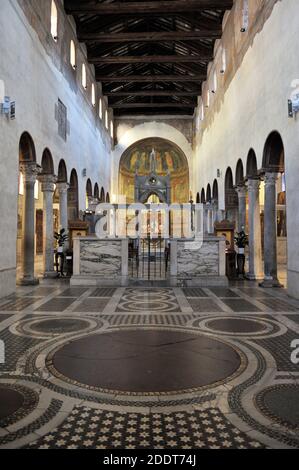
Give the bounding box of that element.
[78,31,222,43]
[89,55,212,64]
[111,103,195,108]
[96,74,205,82]
[65,1,233,15]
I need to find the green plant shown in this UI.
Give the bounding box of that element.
[54,228,68,248]
[234,230,248,249]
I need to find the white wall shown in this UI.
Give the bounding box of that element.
[0,0,112,298]
[194,0,299,298]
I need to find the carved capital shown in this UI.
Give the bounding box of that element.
[56,182,69,194]
[39,174,57,193]
[235,184,247,197]
[264,172,279,187]
[247,177,261,193]
[19,162,42,184]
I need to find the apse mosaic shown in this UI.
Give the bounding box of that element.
[119,138,189,203]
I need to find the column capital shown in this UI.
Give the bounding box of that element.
[263,171,279,186]
[247,177,261,191]
[19,162,42,183]
[39,174,57,193]
[56,181,70,193]
[235,183,247,197]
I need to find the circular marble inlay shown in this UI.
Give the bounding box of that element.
[256,384,299,430]
[30,318,90,334]
[48,329,243,394]
[206,318,267,334]
[0,387,24,420]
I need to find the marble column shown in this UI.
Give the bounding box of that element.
[18,162,41,286]
[40,175,57,278]
[260,172,283,287]
[56,182,69,231]
[246,178,263,280]
[236,184,247,232]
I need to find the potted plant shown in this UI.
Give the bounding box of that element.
[54,229,68,275]
[234,229,248,277]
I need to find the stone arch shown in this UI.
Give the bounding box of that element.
[206,184,211,203]
[86,179,92,198]
[201,188,206,204]
[262,131,285,172]
[113,122,192,200]
[19,132,36,163]
[225,167,238,217]
[246,149,258,178]
[139,190,167,204]
[58,159,68,183]
[41,149,54,175]
[94,183,99,199]
[196,192,200,204]
[106,192,110,203]
[212,179,219,201]
[235,159,244,185]
[100,187,105,202]
[119,137,189,204]
[68,169,79,220]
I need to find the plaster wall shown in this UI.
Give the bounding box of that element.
[0,0,112,298]
[193,0,299,298]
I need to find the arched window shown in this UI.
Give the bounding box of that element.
[82,64,87,89]
[105,110,109,129]
[220,47,226,74]
[51,1,58,42]
[70,40,76,69]
[205,90,210,108]
[99,98,103,119]
[212,70,217,93]
[91,84,96,107]
[110,121,114,139]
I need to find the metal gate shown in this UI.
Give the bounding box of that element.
[128,237,170,280]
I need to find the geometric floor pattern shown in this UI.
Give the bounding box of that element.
[0,280,299,449]
[28,407,263,449]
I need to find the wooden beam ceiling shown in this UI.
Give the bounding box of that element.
[65,1,233,15]
[89,54,213,64]
[64,0,232,115]
[111,103,196,109]
[96,75,206,82]
[78,31,222,43]
[106,91,199,97]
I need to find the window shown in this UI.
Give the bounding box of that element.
[34,180,39,200]
[105,110,109,129]
[205,90,210,108]
[110,121,114,139]
[99,98,103,119]
[51,1,58,41]
[19,172,24,196]
[82,64,87,89]
[70,40,76,69]
[212,71,217,94]
[91,84,96,107]
[241,0,249,32]
[220,48,226,74]
[201,102,204,121]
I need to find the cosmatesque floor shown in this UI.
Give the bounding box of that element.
[0,280,299,449]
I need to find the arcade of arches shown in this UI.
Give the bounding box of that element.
[1,0,299,452]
